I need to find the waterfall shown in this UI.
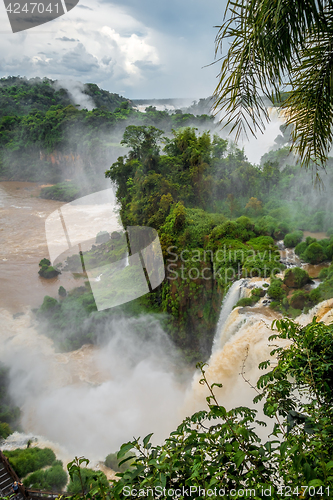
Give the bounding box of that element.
[211,279,247,353]
[277,240,301,268]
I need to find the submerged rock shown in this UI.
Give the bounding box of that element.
[38,265,61,279]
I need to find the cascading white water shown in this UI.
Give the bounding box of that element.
[277,240,301,268]
[211,279,247,352]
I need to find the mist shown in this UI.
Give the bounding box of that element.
[0,309,189,460]
[53,80,96,111]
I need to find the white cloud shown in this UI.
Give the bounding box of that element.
[0,0,225,98]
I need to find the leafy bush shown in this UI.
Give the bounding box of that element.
[295,241,307,256]
[4,447,56,478]
[0,363,21,430]
[303,242,327,264]
[39,258,51,267]
[38,295,59,314]
[247,235,275,251]
[254,215,277,236]
[38,265,60,279]
[39,182,82,202]
[67,466,108,494]
[96,231,110,244]
[283,230,303,248]
[105,452,134,472]
[309,287,322,304]
[318,268,329,281]
[243,255,283,278]
[251,287,265,297]
[0,421,12,439]
[23,464,67,491]
[234,297,255,308]
[267,278,286,301]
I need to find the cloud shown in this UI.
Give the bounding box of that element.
[56,36,78,41]
[0,0,227,98]
[77,4,93,10]
[60,43,100,73]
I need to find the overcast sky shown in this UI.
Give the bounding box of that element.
[0,0,227,99]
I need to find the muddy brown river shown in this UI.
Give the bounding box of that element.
[0,181,85,312]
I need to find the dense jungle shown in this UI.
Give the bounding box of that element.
[1,76,333,499]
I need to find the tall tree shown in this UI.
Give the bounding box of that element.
[214,0,333,171]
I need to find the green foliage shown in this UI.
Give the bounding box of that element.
[267,279,286,301]
[214,0,333,169]
[38,265,60,279]
[56,318,333,498]
[295,241,307,256]
[235,295,260,308]
[67,457,109,495]
[105,452,133,473]
[303,242,327,264]
[283,268,310,288]
[0,421,12,439]
[23,464,67,491]
[0,76,129,117]
[39,258,51,267]
[58,286,67,297]
[4,447,56,478]
[40,182,82,202]
[283,231,303,248]
[96,231,110,244]
[0,362,21,433]
[38,295,59,314]
[318,268,329,281]
[295,236,333,263]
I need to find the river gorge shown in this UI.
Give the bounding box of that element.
[0,181,332,470]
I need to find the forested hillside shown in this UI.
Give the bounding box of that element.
[0,77,215,187]
[0,76,129,117]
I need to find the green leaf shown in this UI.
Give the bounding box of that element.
[117,443,135,459]
[234,451,246,468]
[143,433,154,448]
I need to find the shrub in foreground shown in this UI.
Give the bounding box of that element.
[4,447,56,478]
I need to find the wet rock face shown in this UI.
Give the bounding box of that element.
[283,268,311,288]
[290,291,307,310]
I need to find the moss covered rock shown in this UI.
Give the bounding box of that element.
[58,286,67,297]
[283,268,311,288]
[289,290,307,310]
[38,265,61,279]
[96,231,110,244]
